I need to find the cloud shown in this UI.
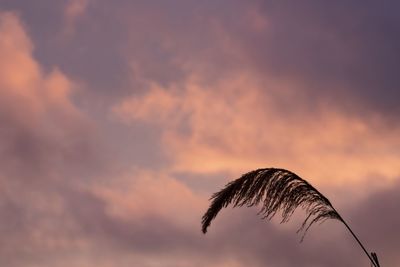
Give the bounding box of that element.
[0,11,105,267]
[107,179,400,267]
[63,0,89,36]
[47,179,400,267]
[0,11,99,180]
[114,70,400,192]
[230,1,400,118]
[91,168,205,227]
[109,0,400,195]
[0,14,209,266]
[5,0,399,119]
[1,2,400,266]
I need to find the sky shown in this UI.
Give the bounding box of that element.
[0,0,399,266]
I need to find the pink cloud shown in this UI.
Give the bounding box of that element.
[114,70,400,192]
[91,168,205,227]
[1,3,399,266]
[0,11,103,264]
[0,11,83,122]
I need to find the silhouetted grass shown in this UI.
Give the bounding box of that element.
[202,168,381,267]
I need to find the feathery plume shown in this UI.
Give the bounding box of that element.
[201,168,381,267]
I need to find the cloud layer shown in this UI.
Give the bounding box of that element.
[0,1,399,266]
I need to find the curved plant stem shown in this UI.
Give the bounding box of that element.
[333,208,380,267]
[201,168,381,266]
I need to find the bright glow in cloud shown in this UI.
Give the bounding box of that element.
[1,2,400,266]
[92,168,205,227]
[115,72,400,188]
[0,11,97,264]
[0,11,82,121]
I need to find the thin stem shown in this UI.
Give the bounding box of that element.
[332,207,379,267]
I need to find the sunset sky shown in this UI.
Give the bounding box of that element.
[0,1,399,266]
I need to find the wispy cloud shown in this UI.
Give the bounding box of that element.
[63,0,89,36]
[0,11,103,266]
[1,1,400,266]
[114,70,400,190]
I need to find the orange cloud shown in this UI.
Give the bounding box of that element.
[0,11,82,121]
[0,11,98,254]
[114,71,400,191]
[91,168,205,227]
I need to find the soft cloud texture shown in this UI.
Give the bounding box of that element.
[0,11,95,178]
[1,1,399,267]
[0,11,103,267]
[114,72,400,189]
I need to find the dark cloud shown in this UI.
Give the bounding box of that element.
[0,125,397,266]
[3,0,400,119]
[1,0,245,98]
[3,181,395,267]
[350,180,400,265]
[0,11,109,266]
[200,179,400,267]
[0,1,399,266]
[230,1,400,117]
[0,98,102,183]
[138,181,399,267]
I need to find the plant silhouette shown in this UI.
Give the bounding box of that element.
[201,168,381,267]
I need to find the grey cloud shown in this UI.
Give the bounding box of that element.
[1,171,398,266]
[350,180,400,265]
[236,1,400,117]
[0,1,399,266]
[0,103,102,182]
[203,180,400,266]
[4,0,400,118]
